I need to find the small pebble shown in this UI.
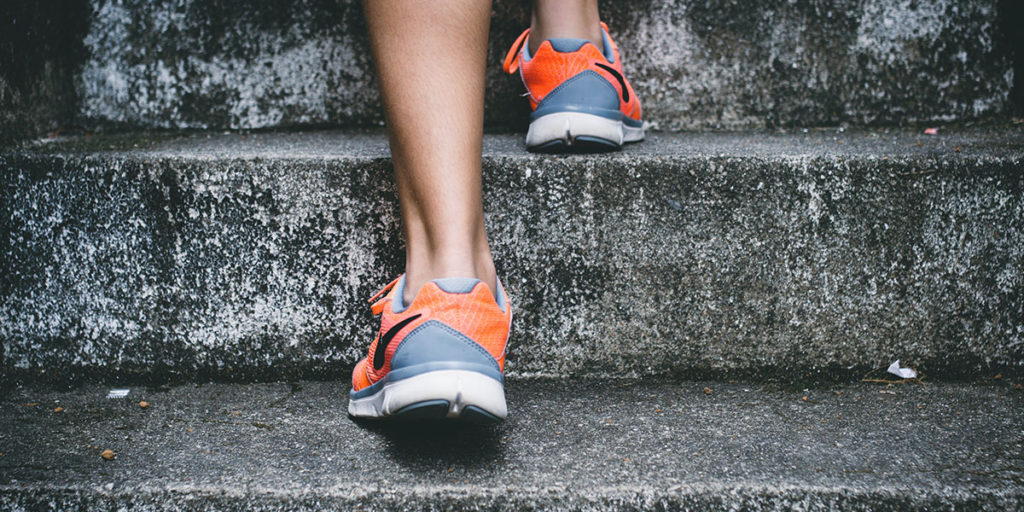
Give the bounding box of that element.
[53,407,64,413]
[139,401,150,409]
[100,449,115,460]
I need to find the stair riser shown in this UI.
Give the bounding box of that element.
[2,150,1021,381]
[3,0,1014,144]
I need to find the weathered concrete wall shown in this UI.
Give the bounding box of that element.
[63,0,1016,133]
[601,0,1015,129]
[0,2,90,145]
[2,129,1022,383]
[76,0,380,132]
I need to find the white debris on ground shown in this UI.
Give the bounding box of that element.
[887,360,917,379]
[106,389,130,399]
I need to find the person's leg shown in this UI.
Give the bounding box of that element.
[351,0,511,422]
[363,0,496,305]
[529,0,603,54]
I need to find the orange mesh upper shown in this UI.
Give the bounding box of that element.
[503,23,642,121]
[352,278,512,392]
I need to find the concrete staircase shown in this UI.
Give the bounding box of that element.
[1,1,1023,510]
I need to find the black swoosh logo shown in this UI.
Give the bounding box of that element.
[373,314,422,370]
[594,62,629,103]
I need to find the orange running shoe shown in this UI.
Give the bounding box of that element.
[348,275,512,422]
[503,22,643,152]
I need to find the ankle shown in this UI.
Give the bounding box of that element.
[403,256,498,306]
[529,1,602,54]
[528,23,603,55]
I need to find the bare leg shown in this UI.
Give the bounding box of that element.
[530,0,603,54]
[364,0,497,304]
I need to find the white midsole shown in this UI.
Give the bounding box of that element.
[526,111,645,148]
[348,370,507,419]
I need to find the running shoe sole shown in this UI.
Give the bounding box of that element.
[348,369,507,422]
[526,111,644,152]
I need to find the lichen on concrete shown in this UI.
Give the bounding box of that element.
[67,0,1015,133]
[2,146,404,381]
[1,128,1021,383]
[76,0,382,131]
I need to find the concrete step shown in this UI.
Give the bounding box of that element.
[1,379,1022,510]
[2,127,1022,383]
[1,0,1017,142]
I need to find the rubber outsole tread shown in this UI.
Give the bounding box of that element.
[353,400,504,424]
[529,135,621,154]
[461,405,502,424]
[393,399,450,420]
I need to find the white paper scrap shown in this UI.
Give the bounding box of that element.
[107,389,130,399]
[887,360,917,379]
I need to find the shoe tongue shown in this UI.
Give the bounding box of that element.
[432,278,480,294]
[546,38,592,53]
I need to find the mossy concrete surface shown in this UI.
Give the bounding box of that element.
[1,127,1022,383]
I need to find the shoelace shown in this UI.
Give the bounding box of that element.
[502,28,530,74]
[367,275,401,315]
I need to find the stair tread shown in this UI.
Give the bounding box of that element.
[1,379,1021,509]
[17,126,1024,160]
